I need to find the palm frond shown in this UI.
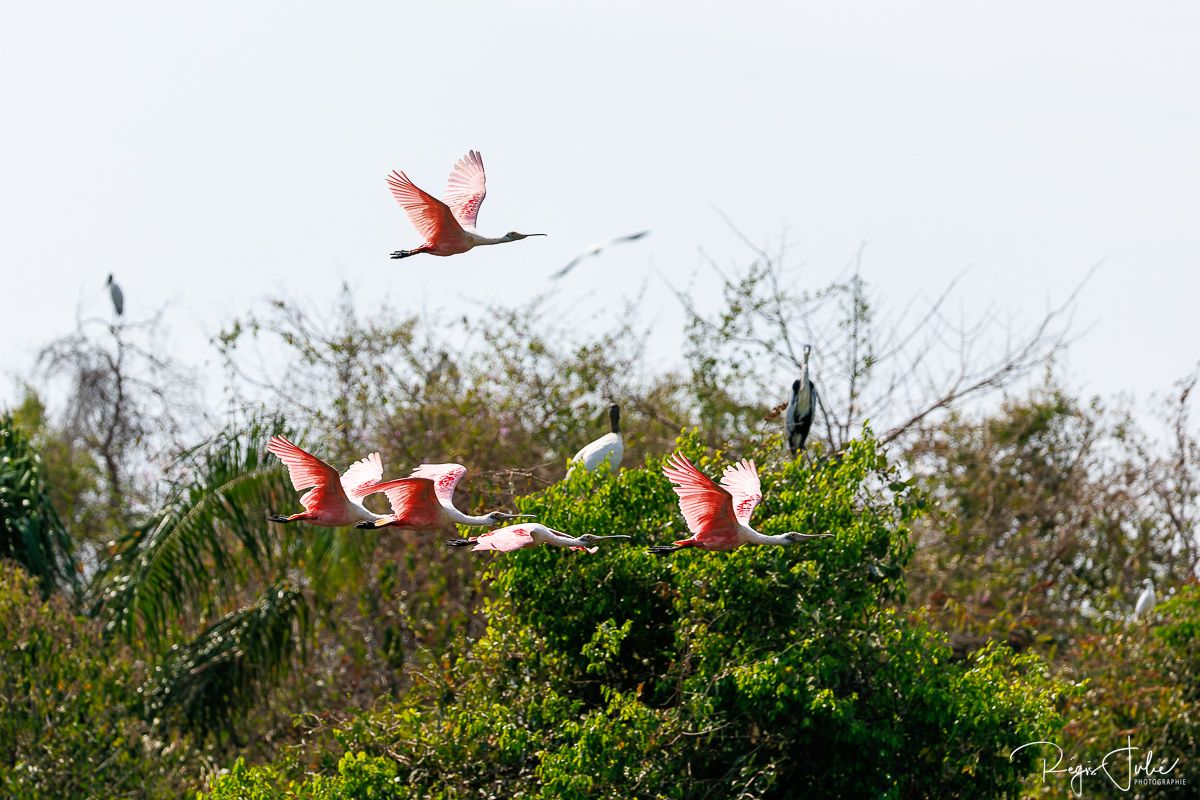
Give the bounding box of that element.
[0,413,77,595]
[94,419,300,645]
[142,581,309,740]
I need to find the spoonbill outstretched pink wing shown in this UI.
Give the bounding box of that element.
[340,451,384,499]
[386,171,459,250]
[719,459,762,525]
[662,453,740,549]
[366,477,445,531]
[409,462,468,507]
[443,150,487,230]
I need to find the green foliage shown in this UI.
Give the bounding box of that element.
[145,583,310,742]
[0,562,192,799]
[0,413,76,595]
[904,381,1182,654]
[10,387,106,540]
[200,753,404,800]
[1053,585,1200,798]
[206,433,1067,798]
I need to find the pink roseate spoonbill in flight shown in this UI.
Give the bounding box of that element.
[446,523,629,554]
[549,230,650,280]
[266,435,389,527]
[648,453,832,555]
[386,150,545,259]
[357,462,532,530]
[568,404,623,474]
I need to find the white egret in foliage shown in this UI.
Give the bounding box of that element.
[266,435,389,527]
[1134,578,1156,621]
[786,344,817,456]
[549,230,650,279]
[649,453,832,555]
[357,463,531,530]
[386,150,545,259]
[569,404,624,474]
[105,273,124,317]
[446,523,629,554]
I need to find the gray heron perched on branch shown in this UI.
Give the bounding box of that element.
[569,404,624,474]
[786,345,817,456]
[105,273,124,317]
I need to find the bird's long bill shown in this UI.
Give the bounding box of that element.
[593,535,632,540]
[499,513,537,520]
[526,233,547,237]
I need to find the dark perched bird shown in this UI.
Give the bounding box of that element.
[106,273,124,317]
[786,345,817,456]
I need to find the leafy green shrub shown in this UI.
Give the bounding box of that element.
[0,561,192,799]
[205,432,1069,798]
[200,753,404,800]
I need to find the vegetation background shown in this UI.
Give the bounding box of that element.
[2,247,1197,797]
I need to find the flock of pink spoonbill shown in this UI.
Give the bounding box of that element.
[263,150,830,556]
[266,402,830,556]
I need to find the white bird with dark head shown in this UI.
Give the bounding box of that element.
[1134,578,1156,621]
[786,344,817,456]
[569,404,624,474]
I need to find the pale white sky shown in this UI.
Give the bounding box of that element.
[2,1,1197,412]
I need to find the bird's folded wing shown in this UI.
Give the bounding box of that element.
[472,525,534,551]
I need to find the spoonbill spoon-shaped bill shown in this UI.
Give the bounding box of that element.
[549,230,650,279]
[446,523,630,554]
[105,273,124,317]
[649,453,832,555]
[357,462,531,529]
[266,435,388,527]
[786,344,817,456]
[1134,579,1156,620]
[386,150,545,259]
[568,404,623,474]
